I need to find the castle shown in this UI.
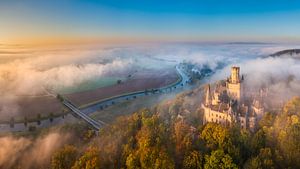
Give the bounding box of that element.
[201,66,264,131]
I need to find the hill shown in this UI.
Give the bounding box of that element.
[270,49,300,58]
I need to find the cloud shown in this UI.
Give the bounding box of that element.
[0,132,72,169]
[1,43,293,95]
[211,56,300,104]
[0,47,134,96]
[0,135,31,167]
[0,43,300,117]
[0,45,138,118]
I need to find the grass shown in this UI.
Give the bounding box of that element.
[59,77,125,94]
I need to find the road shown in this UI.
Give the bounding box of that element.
[62,64,190,130]
[62,100,105,130]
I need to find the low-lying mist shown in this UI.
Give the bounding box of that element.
[0,43,299,118]
[1,43,300,169]
[0,131,73,169]
[211,54,300,105]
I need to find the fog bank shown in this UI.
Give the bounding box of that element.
[0,132,72,169]
[1,43,299,117]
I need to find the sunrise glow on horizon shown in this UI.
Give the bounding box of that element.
[1,0,300,45]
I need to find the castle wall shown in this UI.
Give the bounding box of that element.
[212,92,220,105]
[227,82,241,101]
[202,104,232,125]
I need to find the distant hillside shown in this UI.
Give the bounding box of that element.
[270,49,300,58]
[228,42,274,45]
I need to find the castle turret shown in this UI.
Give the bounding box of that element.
[226,66,243,101]
[205,84,211,106]
[230,66,240,84]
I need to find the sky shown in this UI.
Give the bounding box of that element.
[1,0,300,44]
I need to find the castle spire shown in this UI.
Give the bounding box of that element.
[205,84,211,106]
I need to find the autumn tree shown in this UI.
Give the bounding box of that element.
[201,123,230,150]
[154,149,175,169]
[243,148,274,169]
[249,129,266,155]
[278,123,300,168]
[72,147,101,169]
[51,145,78,169]
[126,153,140,169]
[182,150,203,169]
[273,97,300,168]
[173,120,192,166]
[258,112,275,128]
[257,148,274,169]
[243,157,262,169]
[204,149,238,169]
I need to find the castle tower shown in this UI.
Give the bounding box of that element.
[226,66,243,101]
[230,67,240,84]
[205,84,211,106]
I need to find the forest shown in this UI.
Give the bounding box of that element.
[49,87,300,169]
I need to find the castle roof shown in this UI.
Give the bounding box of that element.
[210,103,230,113]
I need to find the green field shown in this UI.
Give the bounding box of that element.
[59,77,125,94]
